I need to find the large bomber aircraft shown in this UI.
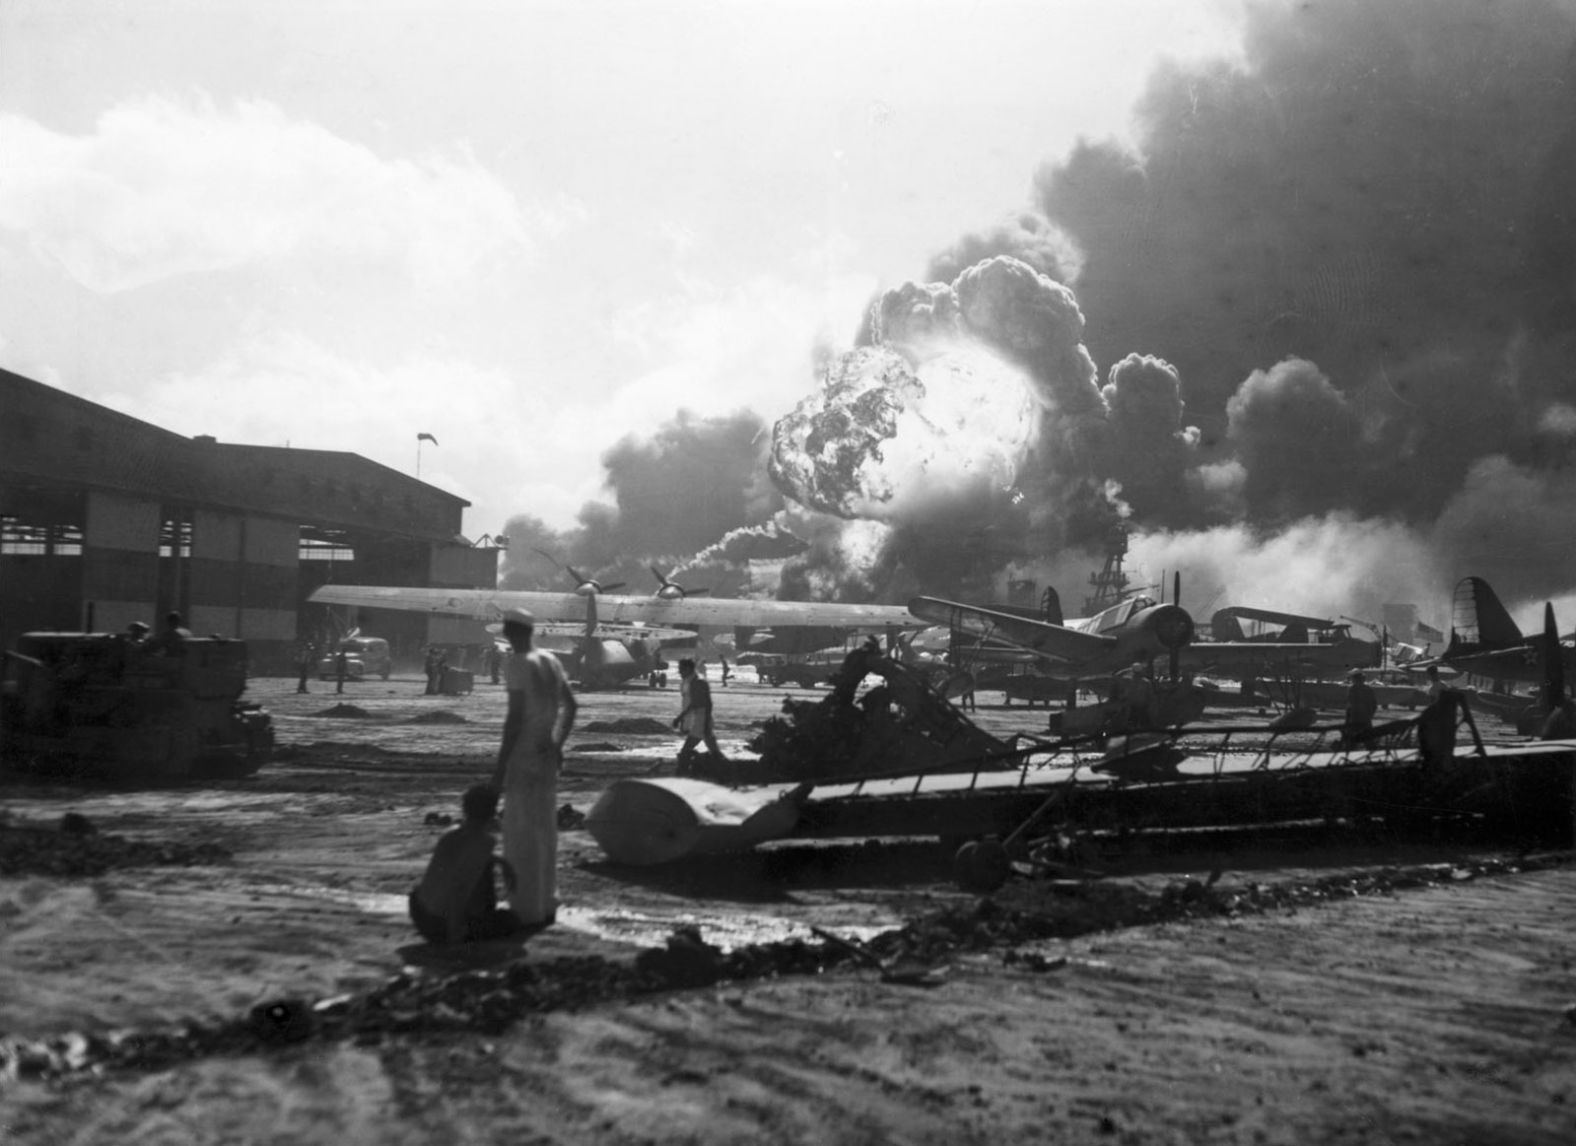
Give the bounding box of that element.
[308,582,927,688]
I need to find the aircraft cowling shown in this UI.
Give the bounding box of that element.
[1135,604,1195,652]
[577,638,643,688]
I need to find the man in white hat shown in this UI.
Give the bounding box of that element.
[489,607,577,926]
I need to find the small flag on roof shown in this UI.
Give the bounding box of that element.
[417,432,439,445]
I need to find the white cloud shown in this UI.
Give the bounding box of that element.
[86,331,545,535]
[0,96,578,293]
[606,268,877,432]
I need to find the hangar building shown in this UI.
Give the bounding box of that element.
[0,368,498,672]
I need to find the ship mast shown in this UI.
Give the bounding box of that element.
[1083,524,1132,614]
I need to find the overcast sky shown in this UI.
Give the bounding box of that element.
[0,0,1244,537]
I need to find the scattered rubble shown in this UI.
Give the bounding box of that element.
[312,705,371,719]
[407,711,467,725]
[0,822,232,878]
[4,850,1567,1085]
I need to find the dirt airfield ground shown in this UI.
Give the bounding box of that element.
[2,671,1575,1144]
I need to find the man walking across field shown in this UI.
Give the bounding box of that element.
[491,608,577,927]
[673,658,726,775]
[296,641,315,694]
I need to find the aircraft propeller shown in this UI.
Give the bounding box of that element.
[533,548,626,594]
[652,565,708,599]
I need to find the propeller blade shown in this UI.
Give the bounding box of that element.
[603,581,626,593]
[1172,570,1181,610]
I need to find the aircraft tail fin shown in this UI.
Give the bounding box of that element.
[1211,611,1246,642]
[1040,586,1063,627]
[1446,576,1523,653]
[1545,602,1565,705]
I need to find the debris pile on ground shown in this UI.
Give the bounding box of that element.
[747,695,866,779]
[4,852,1568,1084]
[312,704,372,719]
[0,821,232,877]
[579,718,672,736]
[407,711,467,725]
[746,648,1006,781]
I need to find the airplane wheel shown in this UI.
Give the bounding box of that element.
[954,837,1010,893]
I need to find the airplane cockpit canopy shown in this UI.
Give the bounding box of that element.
[1093,595,1155,635]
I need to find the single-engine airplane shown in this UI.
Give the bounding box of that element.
[1189,606,1382,680]
[908,590,1195,679]
[1408,576,1576,689]
[908,592,1380,683]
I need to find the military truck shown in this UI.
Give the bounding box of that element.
[317,635,392,681]
[1,631,273,784]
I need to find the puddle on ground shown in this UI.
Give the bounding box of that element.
[241,881,898,952]
[551,905,896,952]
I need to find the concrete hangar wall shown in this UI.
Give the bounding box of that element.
[0,368,498,673]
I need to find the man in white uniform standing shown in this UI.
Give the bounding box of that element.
[490,607,577,927]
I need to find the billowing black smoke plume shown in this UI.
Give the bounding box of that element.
[500,0,1576,627]
[1037,0,1576,518]
[765,0,1576,621]
[499,409,782,595]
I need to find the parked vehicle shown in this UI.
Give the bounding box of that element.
[753,648,846,689]
[2,631,273,783]
[318,636,392,681]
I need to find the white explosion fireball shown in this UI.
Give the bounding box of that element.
[768,337,1041,521]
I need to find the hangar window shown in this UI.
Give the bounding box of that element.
[1,516,46,555]
[299,532,355,562]
[300,539,355,561]
[52,524,83,556]
[3,518,84,556]
[158,517,192,559]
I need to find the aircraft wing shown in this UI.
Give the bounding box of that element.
[1212,607,1344,631]
[1179,638,1380,675]
[907,596,1111,666]
[308,584,925,630]
[531,621,694,642]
